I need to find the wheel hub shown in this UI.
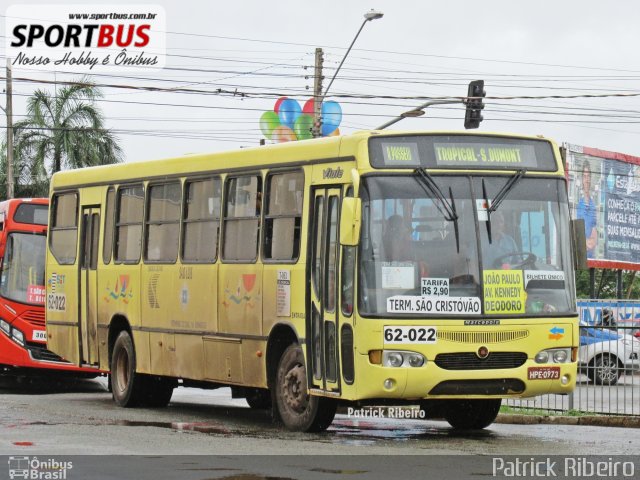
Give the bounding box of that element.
[282,364,307,413]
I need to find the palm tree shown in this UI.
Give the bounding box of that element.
[12,79,122,186]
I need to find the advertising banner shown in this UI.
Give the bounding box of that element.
[565,144,640,270]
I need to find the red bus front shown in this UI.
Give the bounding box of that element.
[0,199,96,376]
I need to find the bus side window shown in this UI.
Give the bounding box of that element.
[223,175,262,261]
[115,185,144,263]
[50,192,79,265]
[145,182,181,263]
[263,171,303,262]
[183,177,221,263]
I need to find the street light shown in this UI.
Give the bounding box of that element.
[313,9,383,137]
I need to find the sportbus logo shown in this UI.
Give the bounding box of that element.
[8,456,73,480]
[6,4,166,72]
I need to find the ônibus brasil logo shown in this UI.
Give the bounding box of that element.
[6,4,166,72]
[8,456,73,480]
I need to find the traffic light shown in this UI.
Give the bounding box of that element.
[464,80,485,129]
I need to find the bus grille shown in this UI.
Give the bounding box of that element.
[26,343,67,363]
[434,352,527,370]
[21,309,46,328]
[438,330,529,343]
[429,379,526,395]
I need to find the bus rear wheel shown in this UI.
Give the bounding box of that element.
[111,331,145,407]
[442,399,501,430]
[275,344,336,432]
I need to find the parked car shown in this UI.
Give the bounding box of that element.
[578,322,640,385]
[629,322,640,339]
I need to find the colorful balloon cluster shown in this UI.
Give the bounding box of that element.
[259,97,342,142]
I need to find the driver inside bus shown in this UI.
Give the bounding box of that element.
[382,214,413,262]
[484,210,517,268]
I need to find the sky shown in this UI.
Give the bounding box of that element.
[1,0,640,165]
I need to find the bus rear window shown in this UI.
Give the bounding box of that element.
[14,204,48,225]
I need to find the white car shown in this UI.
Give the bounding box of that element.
[578,322,640,385]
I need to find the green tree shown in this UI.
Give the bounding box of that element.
[575,268,640,299]
[9,79,121,196]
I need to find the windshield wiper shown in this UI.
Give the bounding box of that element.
[413,169,460,252]
[413,168,458,221]
[448,186,460,253]
[482,178,492,243]
[487,169,526,214]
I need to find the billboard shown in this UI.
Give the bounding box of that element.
[565,143,640,270]
[578,300,640,327]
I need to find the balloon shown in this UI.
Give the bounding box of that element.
[294,114,314,140]
[274,96,288,114]
[321,101,342,136]
[302,98,315,115]
[328,128,340,137]
[272,125,297,143]
[278,99,302,129]
[259,111,281,139]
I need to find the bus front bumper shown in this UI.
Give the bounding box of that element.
[351,352,577,401]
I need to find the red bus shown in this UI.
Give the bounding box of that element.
[0,198,97,376]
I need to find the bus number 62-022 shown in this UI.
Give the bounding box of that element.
[47,294,66,312]
[384,326,437,344]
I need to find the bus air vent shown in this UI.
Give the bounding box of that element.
[21,309,46,328]
[438,330,529,344]
[429,379,526,395]
[27,343,67,363]
[435,352,527,370]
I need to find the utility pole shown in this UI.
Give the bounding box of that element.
[312,48,323,138]
[6,58,14,199]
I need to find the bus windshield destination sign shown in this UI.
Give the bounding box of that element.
[370,135,557,171]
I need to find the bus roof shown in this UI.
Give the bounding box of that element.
[50,130,560,190]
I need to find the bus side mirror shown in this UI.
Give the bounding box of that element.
[340,197,362,246]
[572,218,588,270]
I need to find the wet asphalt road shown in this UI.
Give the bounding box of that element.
[1,376,638,457]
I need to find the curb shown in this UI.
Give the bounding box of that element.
[496,413,640,429]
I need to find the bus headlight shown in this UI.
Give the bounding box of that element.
[381,351,426,368]
[534,351,549,364]
[385,352,404,367]
[0,319,10,335]
[552,350,568,363]
[407,353,425,367]
[11,328,25,346]
[535,348,571,364]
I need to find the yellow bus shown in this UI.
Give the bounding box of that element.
[45,131,579,431]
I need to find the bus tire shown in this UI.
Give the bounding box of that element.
[443,399,501,430]
[111,331,145,407]
[275,344,336,432]
[140,376,175,408]
[246,388,272,409]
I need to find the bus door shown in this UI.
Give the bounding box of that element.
[308,187,341,393]
[79,206,100,365]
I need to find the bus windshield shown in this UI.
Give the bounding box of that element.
[0,233,46,306]
[358,175,575,317]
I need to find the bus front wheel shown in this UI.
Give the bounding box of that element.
[443,399,501,430]
[111,331,145,407]
[275,344,336,432]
